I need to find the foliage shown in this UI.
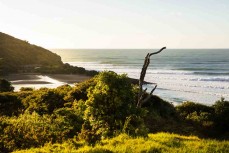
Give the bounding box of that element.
[175,100,229,138]
[13,133,229,153]
[1,112,60,152]
[22,88,65,115]
[81,71,146,142]
[19,87,34,92]
[142,95,184,134]
[144,95,177,118]
[0,32,62,73]
[0,32,99,76]
[0,109,83,152]
[122,114,148,137]
[53,107,84,137]
[213,98,229,132]
[0,92,23,116]
[0,71,229,152]
[0,79,14,92]
[176,101,214,119]
[65,78,96,102]
[36,63,98,76]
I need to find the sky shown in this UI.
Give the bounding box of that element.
[0,0,229,49]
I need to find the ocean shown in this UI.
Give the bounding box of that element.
[51,49,229,105]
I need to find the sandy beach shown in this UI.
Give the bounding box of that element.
[48,74,92,84]
[4,73,92,85]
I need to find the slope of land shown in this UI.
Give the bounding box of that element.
[0,32,62,73]
[13,133,229,153]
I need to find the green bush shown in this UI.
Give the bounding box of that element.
[80,71,146,142]
[144,95,176,118]
[176,102,215,128]
[186,111,214,127]
[19,87,34,92]
[0,92,23,116]
[55,84,72,97]
[0,109,83,152]
[22,88,65,115]
[122,114,148,137]
[0,79,14,92]
[53,107,84,137]
[141,95,186,134]
[65,79,95,102]
[176,101,214,119]
[213,98,229,132]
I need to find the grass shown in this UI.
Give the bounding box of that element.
[13,132,229,153]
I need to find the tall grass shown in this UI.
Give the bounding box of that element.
[13,132,229,153]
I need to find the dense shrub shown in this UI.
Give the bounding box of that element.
[0,109,83,152]
[0,79,14,92]
[19,87,34,92]
[213,98,229,132]
[1,71,229,152]
[144,95,176,118]
[141,95,186,134]
[54,84,73,99]
[53,107,84,137]
[65,79,95,102]
[80,71,146,142]
[0,92,23,116]
[22,88,65,114]
[175,102,215,128]
[1,113,58,152]
[175,100,229,138]
[176,101,214,119]
[36,63,98,76]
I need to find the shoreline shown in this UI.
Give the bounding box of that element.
[3,73,149,85]
[3,73,93,85]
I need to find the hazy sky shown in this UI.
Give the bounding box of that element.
[1,0,229,49]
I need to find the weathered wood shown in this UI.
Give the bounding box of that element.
[137,47,166,107]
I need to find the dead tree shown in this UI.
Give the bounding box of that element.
[137,47,166,107]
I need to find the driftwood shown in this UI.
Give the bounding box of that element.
[137,47,166,107]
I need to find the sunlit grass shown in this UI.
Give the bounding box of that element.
[13,132,229,153]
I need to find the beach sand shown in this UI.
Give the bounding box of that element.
[3,73,144,91]
[48,74,92,84]
[4,74,92,85]
[4,74,40,81]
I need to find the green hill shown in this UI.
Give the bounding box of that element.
[0,32,63,73]
[0,32,98,76]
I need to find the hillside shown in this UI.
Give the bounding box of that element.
[0,32,99,76]
[0,32,63,73]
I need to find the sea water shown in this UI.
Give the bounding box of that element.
[52,49,229,105]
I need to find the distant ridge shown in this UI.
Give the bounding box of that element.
[0,32,63,73]
[0,32,147,83]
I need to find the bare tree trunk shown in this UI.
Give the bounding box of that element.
[137,47,166,107]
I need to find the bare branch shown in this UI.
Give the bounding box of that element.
[140,85,157,106]
[137,47,166,108]
[150,84,157,95]
[149,47,166,56]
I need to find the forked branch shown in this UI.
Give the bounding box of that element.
[137,47,166,107]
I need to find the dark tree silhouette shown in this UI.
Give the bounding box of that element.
[137,47,166,107]
[0,79,14,92]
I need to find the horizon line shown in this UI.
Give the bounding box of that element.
[50,48,229,50]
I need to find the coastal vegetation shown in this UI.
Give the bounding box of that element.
[0,72,228,152]
[0,32,97,76]
[0,33,228,152]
